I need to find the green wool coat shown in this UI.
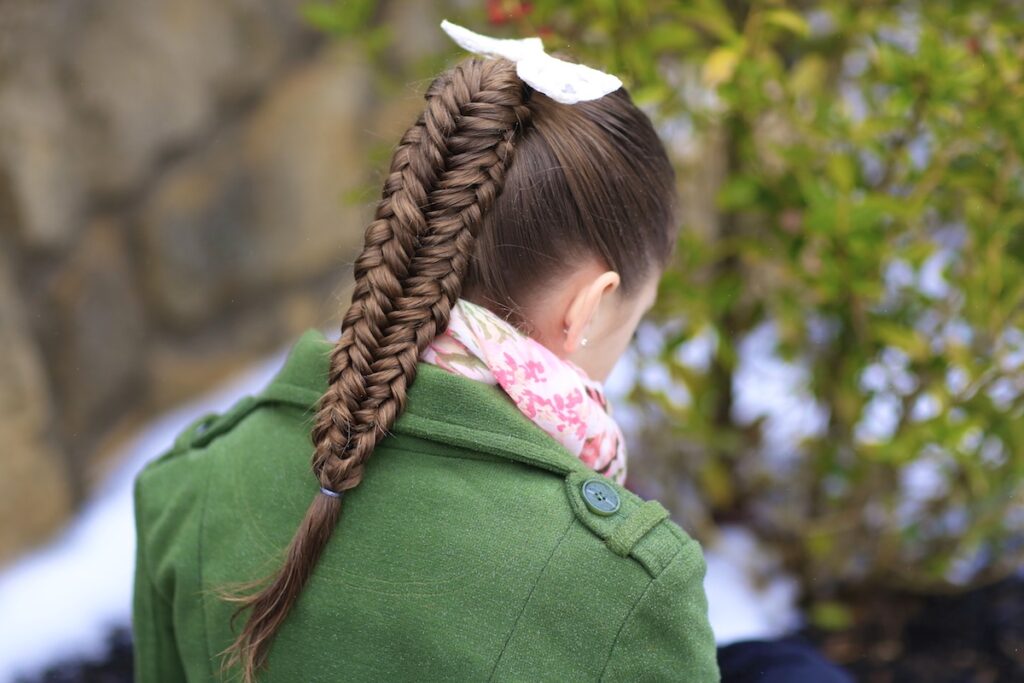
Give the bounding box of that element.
[132,328,721,682]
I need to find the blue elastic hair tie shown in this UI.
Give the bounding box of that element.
[320,486,344,499]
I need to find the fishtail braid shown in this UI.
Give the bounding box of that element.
[217,57,531,683]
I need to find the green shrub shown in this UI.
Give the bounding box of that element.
[306,0,1024,603]
[530,0,1024,599]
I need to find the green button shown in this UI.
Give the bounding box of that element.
[581,478,620,516]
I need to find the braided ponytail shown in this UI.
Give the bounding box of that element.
[216,57,531,683]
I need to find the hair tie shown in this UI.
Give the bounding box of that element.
[319,486,344,499]
[440,20,622,104]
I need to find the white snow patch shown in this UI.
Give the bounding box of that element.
[703,526,802,645]
[0,336,302,683]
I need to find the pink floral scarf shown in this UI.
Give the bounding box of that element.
[420,298,627,485]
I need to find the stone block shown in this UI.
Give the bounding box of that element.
[139,43,373,328]
[0,246,73,562]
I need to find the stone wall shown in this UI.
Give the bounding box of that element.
[0,0,437,562]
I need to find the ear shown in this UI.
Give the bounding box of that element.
[563,270,621,353]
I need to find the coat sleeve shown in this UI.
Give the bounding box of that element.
[131,473,188,683]
[600,538,721,682]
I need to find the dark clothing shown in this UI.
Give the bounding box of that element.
[719,637,854,683]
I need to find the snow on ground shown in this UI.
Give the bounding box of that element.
[703,526,802,645]
[0,326,801,682]
[0,339,295,683]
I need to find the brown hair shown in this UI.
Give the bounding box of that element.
[217,55,676,682]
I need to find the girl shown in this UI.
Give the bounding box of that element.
[131,21,720,682]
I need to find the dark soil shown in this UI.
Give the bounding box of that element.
[809,577,1024,683]
[14,626,134,683]
[15,577,1024,682]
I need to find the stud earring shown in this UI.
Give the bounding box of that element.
[564,327,589,348]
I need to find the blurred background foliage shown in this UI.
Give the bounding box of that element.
[304,0,1024,627]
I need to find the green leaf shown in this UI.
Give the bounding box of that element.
[790,55,829,95]
[717,176,760,209]
[703,46,741,87]
[763,9,810,37]
[875,323,931,361]
[810,600,854,631]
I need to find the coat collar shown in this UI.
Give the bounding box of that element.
[258,327,590,477]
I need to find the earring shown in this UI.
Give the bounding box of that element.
[564,327,589,348]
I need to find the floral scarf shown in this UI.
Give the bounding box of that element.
[419,298,627,485]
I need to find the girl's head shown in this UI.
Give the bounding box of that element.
[463,85,676,380]
[219,54,676,681]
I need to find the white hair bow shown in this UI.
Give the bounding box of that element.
[440,20,622,105]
